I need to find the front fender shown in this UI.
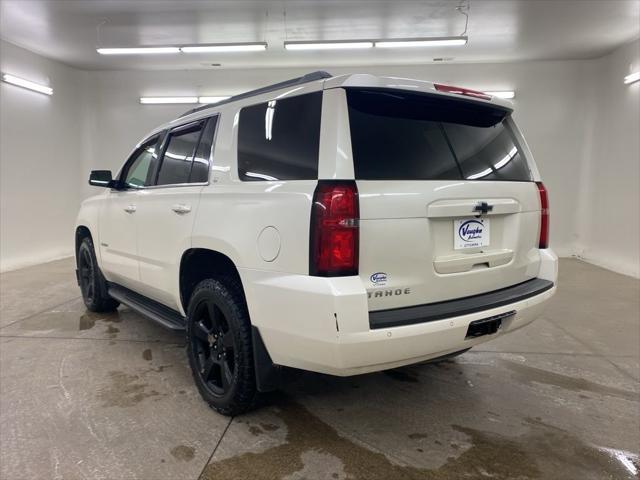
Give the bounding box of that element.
[75,194,104,267]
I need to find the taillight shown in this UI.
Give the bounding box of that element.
[434,83,492,100]
[536,182,549,249]
[310,181,359,276]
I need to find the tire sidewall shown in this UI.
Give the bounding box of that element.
[78,238,99,310]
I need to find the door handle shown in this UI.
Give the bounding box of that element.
[171,204,192,215]
[124,205,137,214]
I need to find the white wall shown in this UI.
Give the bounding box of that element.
[1,39,638,277]
[577,39,640,277]
[0,41,87,271]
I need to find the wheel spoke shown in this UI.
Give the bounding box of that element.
[194,320,211,343]
[82,250,92,268]
[202,357,215,381]
[206,302,219,329]
[221,333,234,349]
[221,360,233,390]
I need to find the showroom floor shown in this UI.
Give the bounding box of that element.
[0,258,638,480]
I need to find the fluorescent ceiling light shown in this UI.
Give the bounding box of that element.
[485,90,515,99]
[140,97,198,104]
[181,43,266,53]
[624,71,639,85]
[97,47,180,55]
[1,73,52,95]
[285,41,373,51]
[375,37,468,48]
[198,96,231,104]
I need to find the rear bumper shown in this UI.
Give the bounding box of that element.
[319,284,555,375]
[240,249,558,376]
[369,278,554,329]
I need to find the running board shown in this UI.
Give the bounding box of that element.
[107,283,185,331]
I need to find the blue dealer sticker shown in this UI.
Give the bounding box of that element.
[370,272,388,285]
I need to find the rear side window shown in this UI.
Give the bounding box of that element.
[346,89,531,181]
[156,122,204,186]
[237,92,322,181]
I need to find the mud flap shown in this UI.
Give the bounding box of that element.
[251,326,281,392]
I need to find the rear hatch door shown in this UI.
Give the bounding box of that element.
[345,88,542,311]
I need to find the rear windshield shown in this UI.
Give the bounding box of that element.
[346,89,532,181]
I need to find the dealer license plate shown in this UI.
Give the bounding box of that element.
[454,218,490,250]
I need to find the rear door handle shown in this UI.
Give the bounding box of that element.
[171,204,192,215]
[124,205,137,214]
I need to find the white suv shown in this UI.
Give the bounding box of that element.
[75,72,558,415]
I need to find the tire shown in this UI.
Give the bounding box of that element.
[186,278,258,416]
[77,237,120,312]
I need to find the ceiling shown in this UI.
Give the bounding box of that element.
[1,0,639,71]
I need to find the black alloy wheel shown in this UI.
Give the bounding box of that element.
[77,237,119,312]
[78,245,96,304]
[186,278,258,415]
[190,298,237,395]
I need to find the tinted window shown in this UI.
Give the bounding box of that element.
[346,89,531,181]
[238,92,322,181]
[190,116,217,183]
[156,122,203,186]
[123,136,160,187]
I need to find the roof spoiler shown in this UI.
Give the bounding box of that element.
[179,70,332,118]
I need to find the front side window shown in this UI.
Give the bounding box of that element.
[156,122,204,186]
[346,88,532,182]
[122,136,160,187]
[237,92,322,181]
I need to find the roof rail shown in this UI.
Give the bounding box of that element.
[179,70,332,118]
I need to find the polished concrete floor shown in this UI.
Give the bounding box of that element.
[0,257,638,480]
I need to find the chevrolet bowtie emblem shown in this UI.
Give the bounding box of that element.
[473,202,493,215]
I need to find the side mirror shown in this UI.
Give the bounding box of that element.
[89,170,117,188]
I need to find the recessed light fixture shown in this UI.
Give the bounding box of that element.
[375,36,468,48]
[198,96,231,104]
[1,73,53,95]
[284,40,374,51]
[140,97,198,104]
[97,47,181,55]
[181,43,267,53]
[485,91,516,99]
[624,72,639,85]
